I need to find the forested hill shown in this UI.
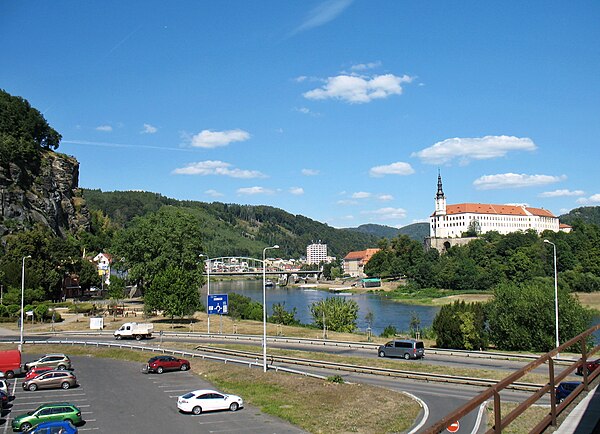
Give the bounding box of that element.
[560,207,600,226]
[82,189,379,259]
[346,222,429,242]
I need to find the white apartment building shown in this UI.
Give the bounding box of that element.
[306,242,328,265]
[430,174,563,238]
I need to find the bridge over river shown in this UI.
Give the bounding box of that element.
[201,256,321,286]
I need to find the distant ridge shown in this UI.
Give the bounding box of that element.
[559,206,600,226]
[346,222,429,242]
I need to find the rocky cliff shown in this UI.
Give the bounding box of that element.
[0,150,90,238]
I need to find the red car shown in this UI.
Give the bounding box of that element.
[145,356,190,374]
[576,358,600,376]
[24,366,55,381]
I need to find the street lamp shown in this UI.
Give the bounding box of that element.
[20,255,32,352]
[199,254,211,334]
[263,245,279,372]
[544,239,560,356]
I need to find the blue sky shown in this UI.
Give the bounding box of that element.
[2,1,599,228]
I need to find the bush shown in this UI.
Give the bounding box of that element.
[327,375,344,384]
[380,325,398,338]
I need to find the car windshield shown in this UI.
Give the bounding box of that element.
[181,392,195,399]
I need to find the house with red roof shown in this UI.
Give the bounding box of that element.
[343,248,380,277]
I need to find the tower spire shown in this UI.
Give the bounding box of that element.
[436,169,445,199]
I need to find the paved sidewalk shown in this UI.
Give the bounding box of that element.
[557,384,600,434]
[0,326,18,336]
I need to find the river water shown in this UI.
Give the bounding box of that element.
[203,279,440,337]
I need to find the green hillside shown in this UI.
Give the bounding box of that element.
[82,189,379,259]
[347,222,429,242]
[560,206,600,226]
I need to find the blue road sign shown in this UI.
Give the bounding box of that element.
[207,294,228,315]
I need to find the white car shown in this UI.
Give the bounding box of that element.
[177,389,243,415]
[0,373,8,396]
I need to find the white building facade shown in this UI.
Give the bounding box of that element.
[306,242,328,265]
[430,174,561,238]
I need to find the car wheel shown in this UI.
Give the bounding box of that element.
[404,353,411,360]
[115,335,122,340]
[57,364,66,370]
[229,402,239,412]
[135,334,142,341]
[20,422,32,431]
[5,370,14,379]
[378,351,385,358]
[180,364,189,371]
[28,383,38,391]
[192,406,202,415]
[61,381,71,389]
[157,366,164,374]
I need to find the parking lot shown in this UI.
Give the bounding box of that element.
[2,353,305,433]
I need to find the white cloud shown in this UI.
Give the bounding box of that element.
[473,173,565,190]
[95,125,113,132]
[141,123,157,134]
[539,189,585,198]
[303,73,414,104]
[172,160,266,178]
[302,168,320,176]
[352,191,371,199]
[237,186,274,195]
[337,199,358,206]
[295,106,320,116]
[205,189,224,198]
[576,194,600,204]
[362,207,407,220]
[377,194,394,201]
[413,135,537,165]
[350,61,381,71]
[292,0,353,35]
[369,161,415,177]
[189,129,250,148]
[289,187,304,195]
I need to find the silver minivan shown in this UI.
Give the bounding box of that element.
[377,339,425,359]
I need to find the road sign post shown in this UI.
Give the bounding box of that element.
[207,294,229,316]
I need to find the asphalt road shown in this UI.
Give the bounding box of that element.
[1,353,306,434]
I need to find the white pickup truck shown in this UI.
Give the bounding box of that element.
[114,322,154,340]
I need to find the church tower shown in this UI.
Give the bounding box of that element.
[434,171,446,216]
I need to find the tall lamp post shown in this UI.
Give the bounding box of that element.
[544,239,560,356]
[20,255,32,352]
[199,254,211,334]
[263,245,279,372]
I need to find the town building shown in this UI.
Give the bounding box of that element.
[427,174,571,251]
[343,248,380,277]
[306,242,328,265]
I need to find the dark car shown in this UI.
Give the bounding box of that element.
[576,358,600,376]
[26,420,78,433]
[0,390,8,408]
[555,381,581,403]
[145,356,190,374]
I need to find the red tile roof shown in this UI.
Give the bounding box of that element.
[434,203,556,218]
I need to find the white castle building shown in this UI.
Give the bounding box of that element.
[430,174,564,239]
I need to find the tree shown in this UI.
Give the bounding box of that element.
[310,297,359,333]
[486,281,592,352]
[227,293,262,321]
[432,301,487,350]
[269,302,299,326]
[144,266,201,319]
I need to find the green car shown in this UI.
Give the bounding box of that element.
[11,403,82,432]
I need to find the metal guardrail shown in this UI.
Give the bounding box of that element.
[423,323,600,434]
[192,344,544,391]
[48,330,562,363]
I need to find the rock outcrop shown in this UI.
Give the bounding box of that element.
[0,150,90,238]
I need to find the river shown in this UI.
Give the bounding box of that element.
[202,279,440,337]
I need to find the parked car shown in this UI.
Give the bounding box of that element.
[25,366,55,381]
[0,348,22,378]
[377,339,425,360]
[0,372,8,395]
[177,389,243,415]
[145,355,190,374]
[26,420,78,434]
[576,358,600,376]
[24,354,71,371]
[11,403,82,432]
[22,371,78,391]
[555,381,581,403]
[0,390,8,408]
